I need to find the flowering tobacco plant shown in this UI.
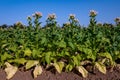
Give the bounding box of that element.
[0,10,120,79]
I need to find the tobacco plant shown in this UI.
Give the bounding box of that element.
[0,11,120,79]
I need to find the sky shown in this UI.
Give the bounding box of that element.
[0,0,120,26]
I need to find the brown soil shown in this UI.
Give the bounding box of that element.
[0,66,120,80]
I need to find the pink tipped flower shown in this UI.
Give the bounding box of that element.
[69,14,75,19]
[89,10,97,17]
[114,17,120,23]
[33,12,42,18]
[47,13,56,20]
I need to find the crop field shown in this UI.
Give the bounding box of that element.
[0,10,120,79]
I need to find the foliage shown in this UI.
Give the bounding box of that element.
[0,11,120,79]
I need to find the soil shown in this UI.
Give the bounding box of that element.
[0,65,120,80]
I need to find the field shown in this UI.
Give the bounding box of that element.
[0,11,120,80]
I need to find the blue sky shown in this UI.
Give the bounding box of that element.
[0,0,120,26]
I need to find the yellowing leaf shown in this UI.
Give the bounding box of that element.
[76,66,88,78]
[25,60,39,70]
[4,62,18,80]
[99,52,114,65]
[54,62,64,73]
[24,48,32,57]
[95,62,106,74]
[33,65,42,78]
[8,58,27,65]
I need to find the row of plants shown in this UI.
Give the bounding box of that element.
[0,10,120,79]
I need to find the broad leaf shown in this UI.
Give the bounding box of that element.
[95,62,106,74]
[8,58,27,65]
[33,65,42,78]
[25,60,39,70]
[32,49,40,58]
[66,64,73,72]
[54,62,64,73]
[99,52,114,65]
[57,40,66,48]
[4,62,18,80]
[76,66,88,78]
[1,52,13,62]
[68,41,75,50]
[24,48,32,57]
[45,52,51,64]
[72,56,79,66]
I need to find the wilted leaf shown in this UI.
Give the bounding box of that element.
[76,66,88,78]
[24,48,32,57]
[8,58,27,65]
[4,62,18,80]
[33,65,42,78]
[99,52,114,65]
[25,60,39,70]
[95,62,106,74]
[54,62,64,73]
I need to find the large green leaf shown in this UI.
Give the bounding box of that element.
[25,60,39,70]
[68,41,75,50]
[72,56,80,66]
[78,46,96,61]
[32,49,41,58]
[24,48,32,57]
[57,40,66,48]
[1,52,13,62]
[45,52,52,64]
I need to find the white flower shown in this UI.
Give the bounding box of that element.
[115,17,120,23]
[33,12,42,18]
[69,14,75,19]
[47,13,56,20]
[65,22,70,26]
[89,10,97,17]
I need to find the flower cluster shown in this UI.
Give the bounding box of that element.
[69,14,75,19]
[33,12,42,18]
[114,17,120,23]
[15,21,23,26]
[47,13,56,20]
[64,22,70,26]
[89,10,97,17]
